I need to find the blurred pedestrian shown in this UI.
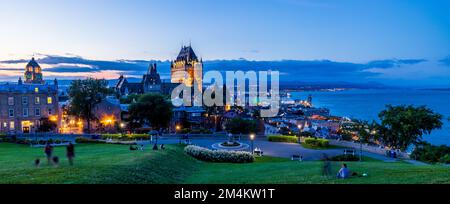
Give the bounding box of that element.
[66,142,75,166]
[44,143,53,165]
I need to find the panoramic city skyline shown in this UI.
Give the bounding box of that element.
[1,0,450,87]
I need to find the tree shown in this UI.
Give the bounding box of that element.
[350,119,379,161]
[377,105,443,150]
[120,94,141,104]
[37,118,57,133]
[351,119,379,143]
[225,118,259,134]
[68,78,109,133]
[128,93,173,130]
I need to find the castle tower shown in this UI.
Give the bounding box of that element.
[143,63,162,93]
[24,57,44,84]
[170,45,203,91]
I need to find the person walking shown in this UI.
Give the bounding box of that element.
[322,154,332,177]
[66,142,75,166]
[44,143,53,165]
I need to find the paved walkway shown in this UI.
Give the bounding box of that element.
[157,137,400,162]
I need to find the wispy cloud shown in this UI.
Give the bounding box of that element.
[439,56,450,66]
[0,54,448,86]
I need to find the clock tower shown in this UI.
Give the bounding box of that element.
[24,57,44,84]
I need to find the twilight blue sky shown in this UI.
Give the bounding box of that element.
[1,0,450,87]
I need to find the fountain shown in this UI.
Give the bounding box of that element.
[211,133,250,151]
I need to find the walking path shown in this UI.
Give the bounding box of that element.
[158,137,402,162]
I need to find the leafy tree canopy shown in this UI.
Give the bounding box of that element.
[128,93,173,130]
[67,78,109,133]
[225,118,259,134]
[377,105,442,150]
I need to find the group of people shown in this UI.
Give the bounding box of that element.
[35,142,75,167]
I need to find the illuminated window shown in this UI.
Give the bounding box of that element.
[34,87,39,93]
[9,121,15,130]
[47,97,52,104]
[8,97,14,105]
[35,97,40,104]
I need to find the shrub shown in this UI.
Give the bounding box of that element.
[329,154,359,161]
[411,143,450,164]
[101,134,149,141]
[439,154,450,164]
[184,145,254,163]
[75,137,105,144]
[267,135,298,143]
[304,138,329,148]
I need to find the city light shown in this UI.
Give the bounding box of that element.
[101,116,115,126]
[49,115,58,122]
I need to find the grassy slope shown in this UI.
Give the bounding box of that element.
[0,143,448,184]
[0,143,201,184]
[185,156,450,184]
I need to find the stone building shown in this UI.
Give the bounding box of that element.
[0,58,59,134]
[115,63,179,97]
[170,45,203,91]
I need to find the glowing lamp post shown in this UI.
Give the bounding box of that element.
[297,124,303,143]
[176,125,181,134]
[120,123,125,136]
[250,134,255,154]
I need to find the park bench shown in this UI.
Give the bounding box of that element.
[254,148,263,156]
[343,149,356,156]
[291,154,303,161]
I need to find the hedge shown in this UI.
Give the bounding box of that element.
[267,135,298,143]
[184,145,254,163]
[411,143,450,164]
[304,138,329,148]
[329,154,359,161]
[102,134,149,141]
[75,137,106,144]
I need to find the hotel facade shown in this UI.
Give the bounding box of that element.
[0,58,59,134]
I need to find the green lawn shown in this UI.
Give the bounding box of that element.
[0,143,448,184]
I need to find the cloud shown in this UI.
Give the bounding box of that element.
[0,54,447,86]
[363,60,450,80]
[364,59,427,69]
[439,56,450,66]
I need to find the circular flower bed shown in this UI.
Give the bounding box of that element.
[220,141,241,147]
[185,145,254,163]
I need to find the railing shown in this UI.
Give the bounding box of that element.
[327,139,410,159]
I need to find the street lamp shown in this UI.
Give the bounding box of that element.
[176,125,181,133]
[250,134,255,154]
[120,123,125,137]
[297,124,303,143]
